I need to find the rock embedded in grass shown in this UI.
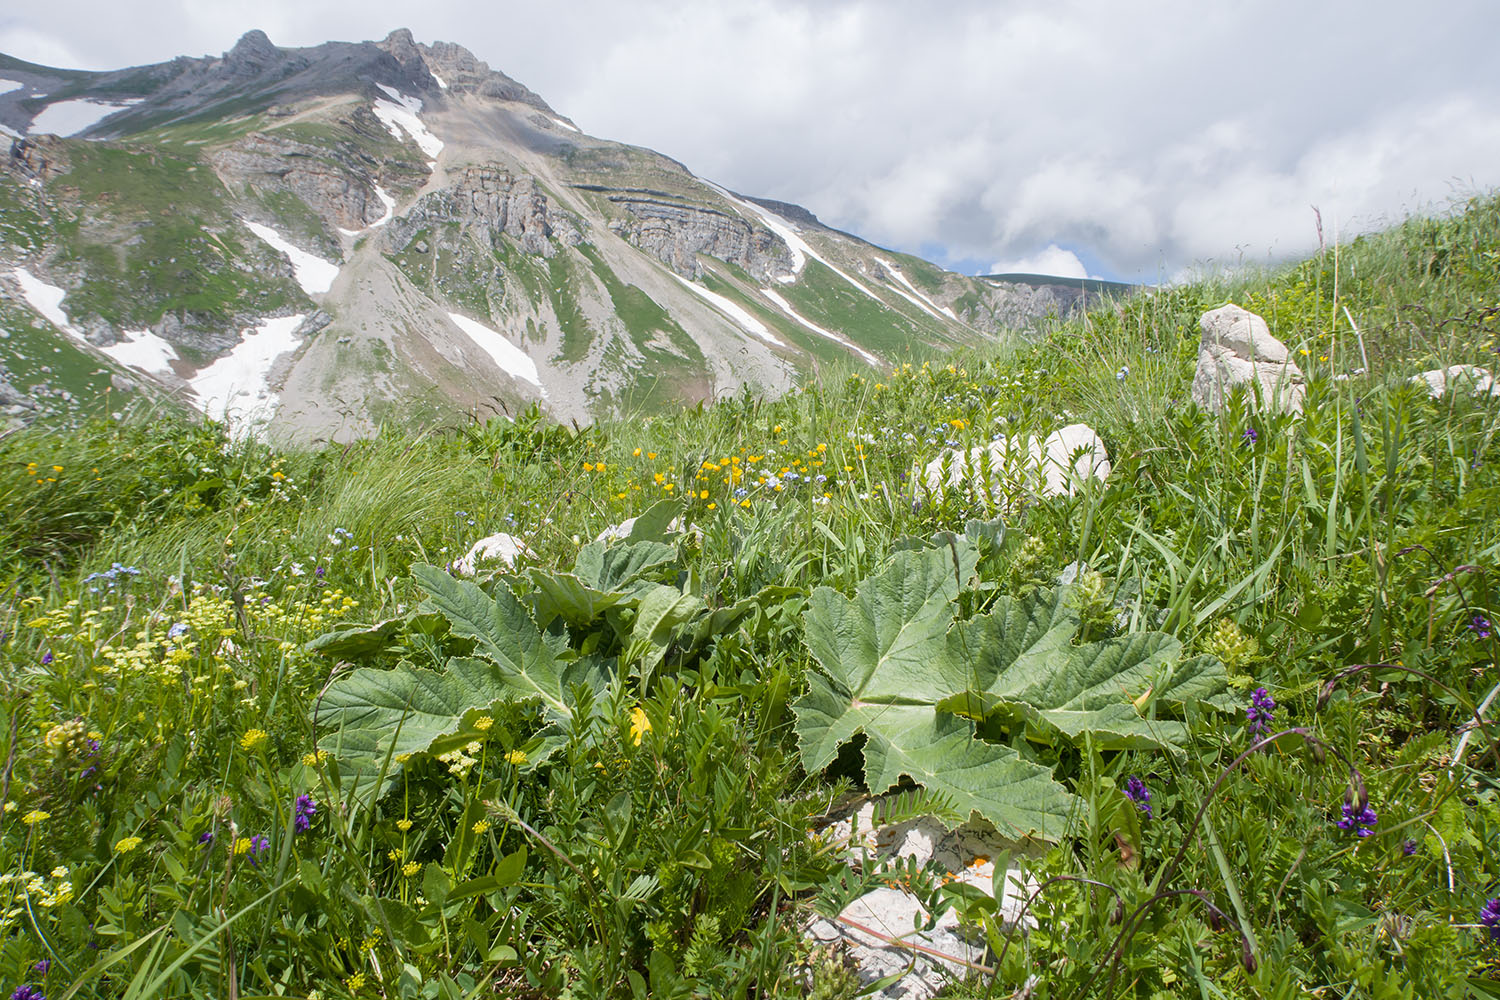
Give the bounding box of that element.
[1191,303,1305,414]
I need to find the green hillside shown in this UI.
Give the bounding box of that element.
[2,193,1499,998]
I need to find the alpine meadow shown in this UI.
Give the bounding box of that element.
[4,24,1500,1000]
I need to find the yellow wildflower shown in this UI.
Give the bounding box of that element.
[505,749,528,766]
[401,861,422,878]
[115,836,143,854]
[474,715,493,732]
[630,706,651,746]
[396,819,413,832]
[234,837,253,855]
[21,809,50,825]
[240,729,268,751]
[472,819,490,834]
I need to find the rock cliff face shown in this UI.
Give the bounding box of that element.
[388,166,582,258]
[608,196,795,281]
[211,133,388,234]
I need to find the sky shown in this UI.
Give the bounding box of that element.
[4,0,1498,283]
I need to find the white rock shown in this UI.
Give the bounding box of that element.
[1410,364,1498,399]
[1191,304,1305,414]
[920,424,1109,504]
[1039,423,1112,496]
[454,533,535,576]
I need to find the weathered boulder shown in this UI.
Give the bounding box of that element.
[1191,304,1305,413]
[1410,364,1498,399]
[453,532,534,576]
[920,423,1109,503]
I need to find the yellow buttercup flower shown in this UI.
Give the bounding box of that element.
[630,706,651,746]
[21,809,50,825]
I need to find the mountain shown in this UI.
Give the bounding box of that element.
[0,30,1110,441]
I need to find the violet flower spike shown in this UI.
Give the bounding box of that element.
[1124,775,1152,818]
[1481,898,1500,942]
[1245,686,1276,737]
[293,794,317,833]
[1335,801,1377,837]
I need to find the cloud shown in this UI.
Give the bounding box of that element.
[988,245,1088,279]
[2,1,1498,281]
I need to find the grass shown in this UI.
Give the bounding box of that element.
[2,192,1500,998]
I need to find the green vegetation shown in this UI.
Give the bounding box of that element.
[4,193,1500,998]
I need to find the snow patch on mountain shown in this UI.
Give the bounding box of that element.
[28,98,143,137]
[429,70,448,90]
[99,329,178,375]
[190,315,305,436]
[447,312,544,392]
[12,268,82,339]
[707,181,888,306]
[877,258,958,321]
[0,80,22,96]
[672,274,784,347]
[373,84,444,158]
[243,221,339,295]
[761,289,878,365]
[551,116,579,133]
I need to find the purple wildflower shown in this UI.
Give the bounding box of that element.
[247,834,271,865]
[1124,775,1152,818]
[1336,801,1378,837]
[1402,838,1418,856]
[1242,427,1258,445]
[1471,614,1493,640]
[198,830,214,847]
[293,794,317,833]
[11,987,46,1000]
[32,959,50,975]
[315,566,325,579]
[1482,898,1500,942]
[41,651,53,666]
[1246,687,1276,737]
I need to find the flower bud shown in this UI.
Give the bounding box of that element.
[1241,941,1258,974]
[1110,899,1126,925]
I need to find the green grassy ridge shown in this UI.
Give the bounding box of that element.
[2,193,1499,998]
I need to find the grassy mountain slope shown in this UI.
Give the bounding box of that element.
[2,192,1498,997]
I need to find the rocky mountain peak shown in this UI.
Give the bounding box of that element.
[225,29,282,72]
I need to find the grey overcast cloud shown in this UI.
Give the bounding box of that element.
[4,1,1498,282]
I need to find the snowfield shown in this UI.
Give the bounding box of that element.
[28,98,143,137]
[243,221,340,295]
[761,289,878,365]
[877,258,959,321]
[0,80,22,96]
[12,268,82,339]
[373,85,444,158]
[100,329,179,375]
[189,315,306,436]
[447,312,544,392]
[672,275,785,347]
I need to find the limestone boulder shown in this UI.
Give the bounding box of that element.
[1410,364,1498,399]
[453,532,535,576]
[1191,304,1305,413]
[920,423,1109,504]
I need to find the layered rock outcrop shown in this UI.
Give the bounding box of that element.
[608,196,794,281]
[388,165,582,257]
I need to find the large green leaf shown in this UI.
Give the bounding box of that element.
[315,567,613,800]
[793,546,1229,840]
